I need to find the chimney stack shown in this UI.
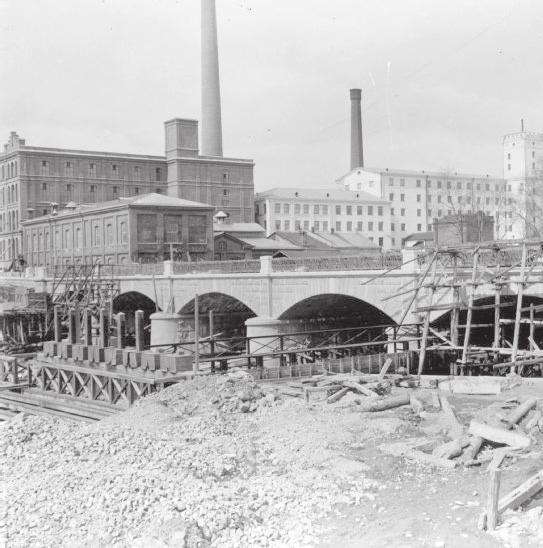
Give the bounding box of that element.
[201,0,223,157]
[350,88,364,170]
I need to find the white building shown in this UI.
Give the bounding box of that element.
[337,167,511,244]
[254,188,393,249]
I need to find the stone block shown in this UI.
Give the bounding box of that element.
[128,351,142,369]
[141,352,161,371]
[105,347,123,366]
[160,354,193,374]
[60,342,73,359]
[43,341,58,357]
[90,346,106,364]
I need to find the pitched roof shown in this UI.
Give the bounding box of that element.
[213,222,265,233]
[336,167,502,182]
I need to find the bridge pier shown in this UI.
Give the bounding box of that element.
[245,316,286,358]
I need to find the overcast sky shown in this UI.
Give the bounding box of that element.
[1,0,541,190]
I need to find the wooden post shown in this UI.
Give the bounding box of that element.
[486,467,501,531]
[54,305,62,342]
[529,303,535,353]
[208,310,214,370]
[493,283,502,351]
[68,308,77,344]
[194,294,200,373]
[417,253,439,376]
[84,308,93,346]
[99,307,109,348]
[450,253,460,346]
[135,310,144,352]
[461,249,480,369]
[73,301,81,343]
[116,313,126,349]
[511,244,528,372]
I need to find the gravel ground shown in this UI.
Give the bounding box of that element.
[1,372,389,547]
[3,372,543,547]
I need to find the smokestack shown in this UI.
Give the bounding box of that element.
[201,0,223,157]
[350,88,364,169]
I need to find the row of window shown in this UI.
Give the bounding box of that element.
[1,161,17,180]
[38,161,164,181]
[0,183,18,205]
[273,219,420,233]
[37,182,163,200]
[0,210,19,232]
[273,203,386,216]
[387,177,503,192]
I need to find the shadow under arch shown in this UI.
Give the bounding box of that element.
[113,291,158,346]
[178,292,257,340]
[431,294,543,350]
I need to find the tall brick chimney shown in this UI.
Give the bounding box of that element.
[201,0,223,157]
[350,88,364,169]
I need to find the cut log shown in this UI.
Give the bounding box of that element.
[358,392,411,413]
[342,380,378,398]
[433,437,470,459]
[378,358,393,381]
[460,436,484,464]
[486,447,510,472]
[486,468,501,531]
[501,397,537,430]
[379,442,457,469]
[468,420,531,448]
[327,387,351,404]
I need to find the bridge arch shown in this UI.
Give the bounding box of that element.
[432,294,543,349]
[278,293,397,332]
[178,292,257,338]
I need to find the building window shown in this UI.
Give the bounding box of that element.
[417,209,421,217]
[314,221,320,231]
[134,187,139,195]
[295,220,301,230]
[416,194,421,202]
[275,203,281,214]
[42,182,47,192]
[437,181,442,189]
[322,221,328,231]
[275,220,281,230]
[378,237,384,247]
[427,209,432,217]
[416,180,421,188]
[294,204,300,214]
[335,221,341,231]
[377,206,383,216]
[314,205,319,215]
[357,221,362,231]
[120,221,128,244]
[335,205,341,215]
[467,182,472,190]
[302,220,309,230]
[391,223,395,231]
[400,194,405,202]
[417,224,422,231]
[188,215,207,243]
[284,220,290,230]
[401,208,405,216]
[368,222,373,231]
[368,206,373,215]
[90,185,96,196]
[223,172,229,182]
[378,221,383,231]
[401,223,406,231]
[113,186,118,198]
[155,167,162,181]
[66,184,73,198]
[303,204,309,214]
[346,221,352,231]
[389,193,394,201]
[357,206,363,215]
[322,205,328,215]
[400,179,405,187]
[508,164,511,171]
[283,204,289,214]
[344,205,351,215]
[389,177,394,186]
[391,208,395,215]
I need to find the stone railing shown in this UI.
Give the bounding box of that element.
[270,254,402,272]
[168,259,262,275]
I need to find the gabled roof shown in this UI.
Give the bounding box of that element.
[127,193,212,209]
[336,167,503,183]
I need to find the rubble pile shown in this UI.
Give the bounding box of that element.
[1,371,385,547]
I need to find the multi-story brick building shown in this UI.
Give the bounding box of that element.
[254,188,393,249]
[21,193,215,267]
[0,120,254,268]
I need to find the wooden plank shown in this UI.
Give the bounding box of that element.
[486,468,501,531]
[497,470,543,514]
[501,397,537,430]
[327,387,350,404]
[468,420,531,448]
[378,358,393,381]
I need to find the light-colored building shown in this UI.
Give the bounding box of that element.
[503,130,543,238]
[21,193,215,267]
[254,188,393,249]
[0,123,254,268]
[337,167,509,245]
